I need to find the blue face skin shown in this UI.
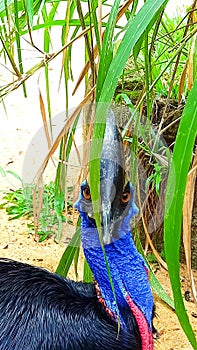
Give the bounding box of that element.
[74,180,154,330]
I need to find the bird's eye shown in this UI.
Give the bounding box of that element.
[83,187,91,200]
[120,191,130,204]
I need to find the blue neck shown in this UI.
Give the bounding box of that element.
[79,210,154,330]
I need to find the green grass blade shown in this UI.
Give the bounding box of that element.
[83,258,93,283]
[135,231,174,309]
[89,0,101,56]
[89,1,168,321]
[91,0,169,193]
[6,170,23,183]
[0,35,20,76]
[89,108,121,328]
[96,0,121,96]
[164,80,197,349]
[25,0,34,28]
[41,5,52,122]
[0,166,6,177]
[97,0,168,103]
[54,139,66,242]
[14,0,27,97]
[89,104,108,231]
[55,218,81,277]
[149,268,174,309]
[66,112,80,161]
[0,0,13,13]
[73,245,80,280]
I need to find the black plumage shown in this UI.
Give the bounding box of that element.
[0,258,141,350]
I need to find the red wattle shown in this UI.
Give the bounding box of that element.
[125,293,153,350]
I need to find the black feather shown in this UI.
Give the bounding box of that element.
[0,258,141,350]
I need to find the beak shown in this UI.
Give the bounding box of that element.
[102,205,111,245]
[100,110,126,245]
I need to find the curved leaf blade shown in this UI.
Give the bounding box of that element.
[96,0,168,103]
[164,80,197,349]
[91,0,169,222]
[56,219,81,277]
[135,232,174,309]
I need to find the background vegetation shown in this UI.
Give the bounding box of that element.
[0,0,197,347]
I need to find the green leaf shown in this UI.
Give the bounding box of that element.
[89,0,101,55]
[91,0,169,201]
[83,258,93,283]
[25,0,34,27]
[164,80,197,349]
[73,245,80,280]
[0,0,13,13]
[66,112,80,161]
[6,170,23,183]
[192,34,197,82]
[0,166,6,177]
[56,218,81,277]
[149,268,174,309]
[96,0,121,96]
[96,0,168,103]
[14,0,27,97]
[89,2,169,327]
[135,231,174,309]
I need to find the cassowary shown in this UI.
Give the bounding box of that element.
[0,110,155,350]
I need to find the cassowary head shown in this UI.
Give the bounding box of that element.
[75,110,154,350]
[75,109,138,246]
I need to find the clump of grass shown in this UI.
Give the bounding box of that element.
[0,170,73,242]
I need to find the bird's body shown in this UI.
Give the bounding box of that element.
[0,110,155,349]
[0,258,141,350]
